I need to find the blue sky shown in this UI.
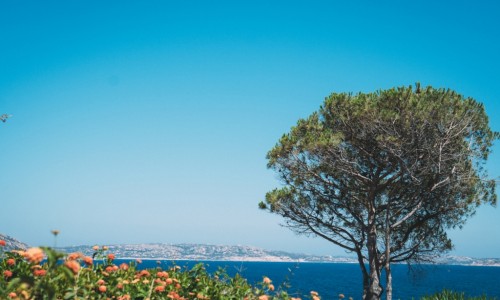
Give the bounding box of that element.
[1,1,499,258]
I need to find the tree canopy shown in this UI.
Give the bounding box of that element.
[260,84,498,300]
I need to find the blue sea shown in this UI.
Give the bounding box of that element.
[115,260,500,299]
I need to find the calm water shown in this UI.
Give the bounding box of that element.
[114,260,500,300]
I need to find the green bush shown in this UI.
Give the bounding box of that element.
[0,244,310,299]
[421,289,496,300]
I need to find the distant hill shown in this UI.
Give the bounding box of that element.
[57,243,500,266]
[58,243,356,263]
[0,233,29,251]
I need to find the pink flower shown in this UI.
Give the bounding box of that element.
[155,285,165,292]
[64,260,80,275]
[23,247,45,264]
[3,270,13,278]
[34,269,47,276]
[83,256,93,266]
[107,253,115,260]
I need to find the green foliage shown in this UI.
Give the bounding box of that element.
[421,289,496,300]
[0,245,307,299]
[262,84,499,298]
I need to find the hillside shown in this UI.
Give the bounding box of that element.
[0,233,29,251]
[57,243,500,266]
[58,243,355,263]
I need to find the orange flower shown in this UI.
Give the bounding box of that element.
[64,260,81,275]
[7,258,15,266]
[67,252,82,260]
[83,256,93,266]
[0,240,6,246]
[268,284,275,291]
[98,285,107,293]
[102,246,109,250]
[155,285,165,292]
[3,270,13,278]
[120,263,129,270]
[258,296,269,300]
[107,253,115,260]
[8,292,16,299]
[92,245,99,251]
[167,291,180,299]
[118,295,131,300]
[165,278,173,285]
[24,247,45,264]
[34,269,47,276]
[263,277,272,284]
[117,283,124,289]
[105,266,114,273]
[97,279,106,285]
[136,259,142,264]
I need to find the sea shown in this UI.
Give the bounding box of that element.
[114,260,500,300]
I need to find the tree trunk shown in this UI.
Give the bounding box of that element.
[385,199,393,300]
[385,263,392,300]
[356,248,370,299]
[366,221,383,299]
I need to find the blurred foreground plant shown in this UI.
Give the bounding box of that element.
[0,243,314,299]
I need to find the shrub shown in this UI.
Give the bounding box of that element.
[0,244,310,299]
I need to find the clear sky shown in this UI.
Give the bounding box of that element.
[1,1,499,258]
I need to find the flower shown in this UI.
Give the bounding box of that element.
[102,246,109,250]
[23,247,45,264]
[107,253,115,260]
[97,279,106,285]
[0,240,6,246]
[34,269,47,276]
[83,256,93,266]
[92,245,99,251]
[65,260,81,275]
[7,258,15,266]
[258,296,269,300]
[120,263,129,270]
[3,270,13,278]
[268,284,275,291]
[263,277,272,284]
[51,230,60,236]
[67,252,82,260]
[98,285,107,293]
[339,294,345,299]
[155,285,165,292]
[8,292,16,299]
